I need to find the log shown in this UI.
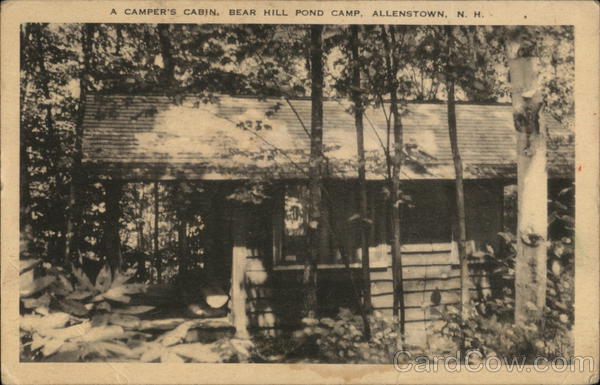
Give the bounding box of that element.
[139,317,232,331]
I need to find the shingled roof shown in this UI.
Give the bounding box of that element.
[82,94,574,180]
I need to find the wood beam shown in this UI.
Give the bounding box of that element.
[231,205,250,339]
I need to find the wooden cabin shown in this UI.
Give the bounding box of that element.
[81,94,574,345]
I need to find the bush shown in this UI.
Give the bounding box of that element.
[19,259,246,363]
[290,308,408,364]
[438,233,574,362]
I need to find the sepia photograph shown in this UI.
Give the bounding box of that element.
[1,1,598,383]
[16,21,577,364]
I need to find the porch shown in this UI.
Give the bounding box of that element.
[91,178,504,344]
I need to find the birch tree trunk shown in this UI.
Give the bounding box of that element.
[303,25,324,318]
[506,27,548,324]
[350,25,372,340]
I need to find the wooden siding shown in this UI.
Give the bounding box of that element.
[233,180,501,346]
[244,241,493,345]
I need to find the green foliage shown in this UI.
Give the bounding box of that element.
[19,258,258,363]
[20,259,149,361]
[438,187,574,361]
[19,23,575,363]
[290,308,406,363]
[21,23,573,274]
[440,294,572,362]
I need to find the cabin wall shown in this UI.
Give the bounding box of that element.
[236,179,504,345]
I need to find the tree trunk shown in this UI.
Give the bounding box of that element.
[445,26,470,322]
[174,184,190,274]
[103,180,123,275]
[350,25,372,339]
[177,218,189,273]
[303,25,324,318]
[30,23,63,264]
[65,24,94,264]
[20,25,33,259]
[157,24,175,88]
[505,27,548,324]
[153,181,162,283]
[135,184,147,280]
[382,25,406,341]
[136,221,146,280]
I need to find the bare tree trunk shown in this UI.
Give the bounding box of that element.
[153,181,162,283]
[505,27,548,324]
[157,24,175,88]
[65,24,94,265]
[133,184,147,280]
[173,184,190,274]
[303,25,324,318]
[20,25,33,258]
[103,180,123,275]
[177,219,189,273]
[350,25,372,340]
[136,219,146,281]
[29,23,65,264]
[445,26,470,323]
[382,25,406,342]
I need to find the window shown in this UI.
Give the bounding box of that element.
[272,181,454,269]
[273,182,371,267]
[281,184,310,263]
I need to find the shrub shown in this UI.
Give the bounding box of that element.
[290,308,409,364]
[19,259,245,363]
[438,233,574,362]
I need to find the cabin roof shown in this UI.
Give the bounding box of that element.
[82,94,574,181]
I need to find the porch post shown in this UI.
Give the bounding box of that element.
[231,205,250,339]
